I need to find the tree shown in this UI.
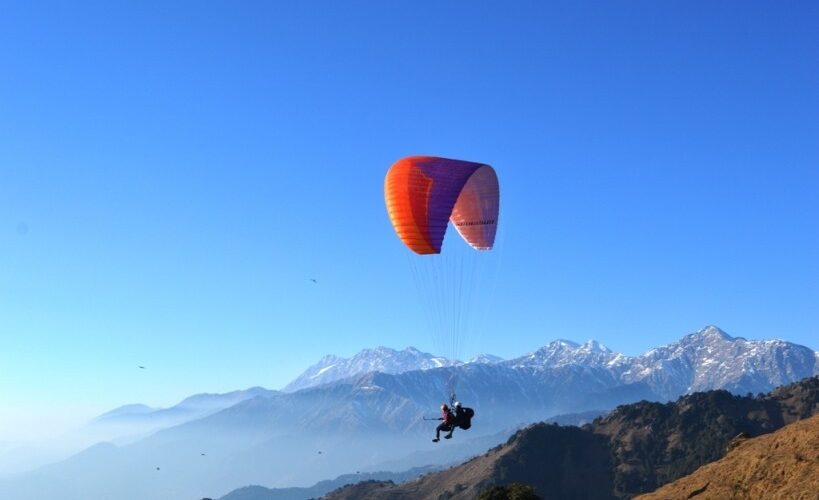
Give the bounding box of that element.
[477,483,541,500]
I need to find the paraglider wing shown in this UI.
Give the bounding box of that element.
[384,156,499,254]
[450,166,498,251]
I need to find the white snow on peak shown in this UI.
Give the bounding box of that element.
[580,340,611,353]
[284,346,458,392]
[467,354,504,365]
[311,364,337,378]
[506,336,619,369]
[693,325,733,340]
[284,325,819,399]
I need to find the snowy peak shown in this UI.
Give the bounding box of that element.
[551,339,580,348]
[468,354,504,365]
[283,325,817,400]
[682,325,735,344]
[283,346,458,392]
[700,324,733,338]
[580,339,612,353]
[621,326,819,398]
[468,325,816,399]
[507,337,618,369]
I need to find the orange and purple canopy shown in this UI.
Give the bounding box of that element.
[384,156,499,255]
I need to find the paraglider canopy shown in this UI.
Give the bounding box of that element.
[383,155,502,392]
[384,156,499,255]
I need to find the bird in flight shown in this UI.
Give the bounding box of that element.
[309,278,318,284]
[139,366,146,369]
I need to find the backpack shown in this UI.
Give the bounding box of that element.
[457,407,475,430]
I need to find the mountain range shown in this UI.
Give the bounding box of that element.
[285,326,818,401]
[90,387,278,444]
[93,325,818,437]
[283,347,456,393]
[0,326,816,500]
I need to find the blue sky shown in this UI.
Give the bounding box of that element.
[1,1,817,430]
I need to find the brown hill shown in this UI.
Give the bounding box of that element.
[591,375,819,496]
[323,376,819,500]
[636,413,819,500]
[323,423,614,499]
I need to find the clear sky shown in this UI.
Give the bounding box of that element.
[1,1,817,437]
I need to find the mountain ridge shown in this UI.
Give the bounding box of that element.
[323,375,819,499]
[636,413,819,500]
[96,325,817,429]
[282,346,458,393]
[283,326,819,399]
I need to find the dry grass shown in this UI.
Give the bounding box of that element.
[636,414,819,500]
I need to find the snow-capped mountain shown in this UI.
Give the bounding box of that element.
[620,325,819,398]
[507,339,620,369]
[468,353,504,365]
[283,346,457,392]
[283,326,817,399]
[505,326,818,400]
[264,327,818,439]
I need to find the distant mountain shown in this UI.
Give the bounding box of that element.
[467,354,504,365]
[4,326,816,500]
[636,413,819,500]
[99,387,276,423]
[95,387,277,426]
[618,326,819,399]
[324,375,819,499]
[217,465,440,500]
[507,338,619,369]
[98,325,816,448]
[286,326,818,400]
[95,404,156,420]
[507,326,819,400]
[89,386,278,443]
[283,347,456,393]
[90,326,813,445]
